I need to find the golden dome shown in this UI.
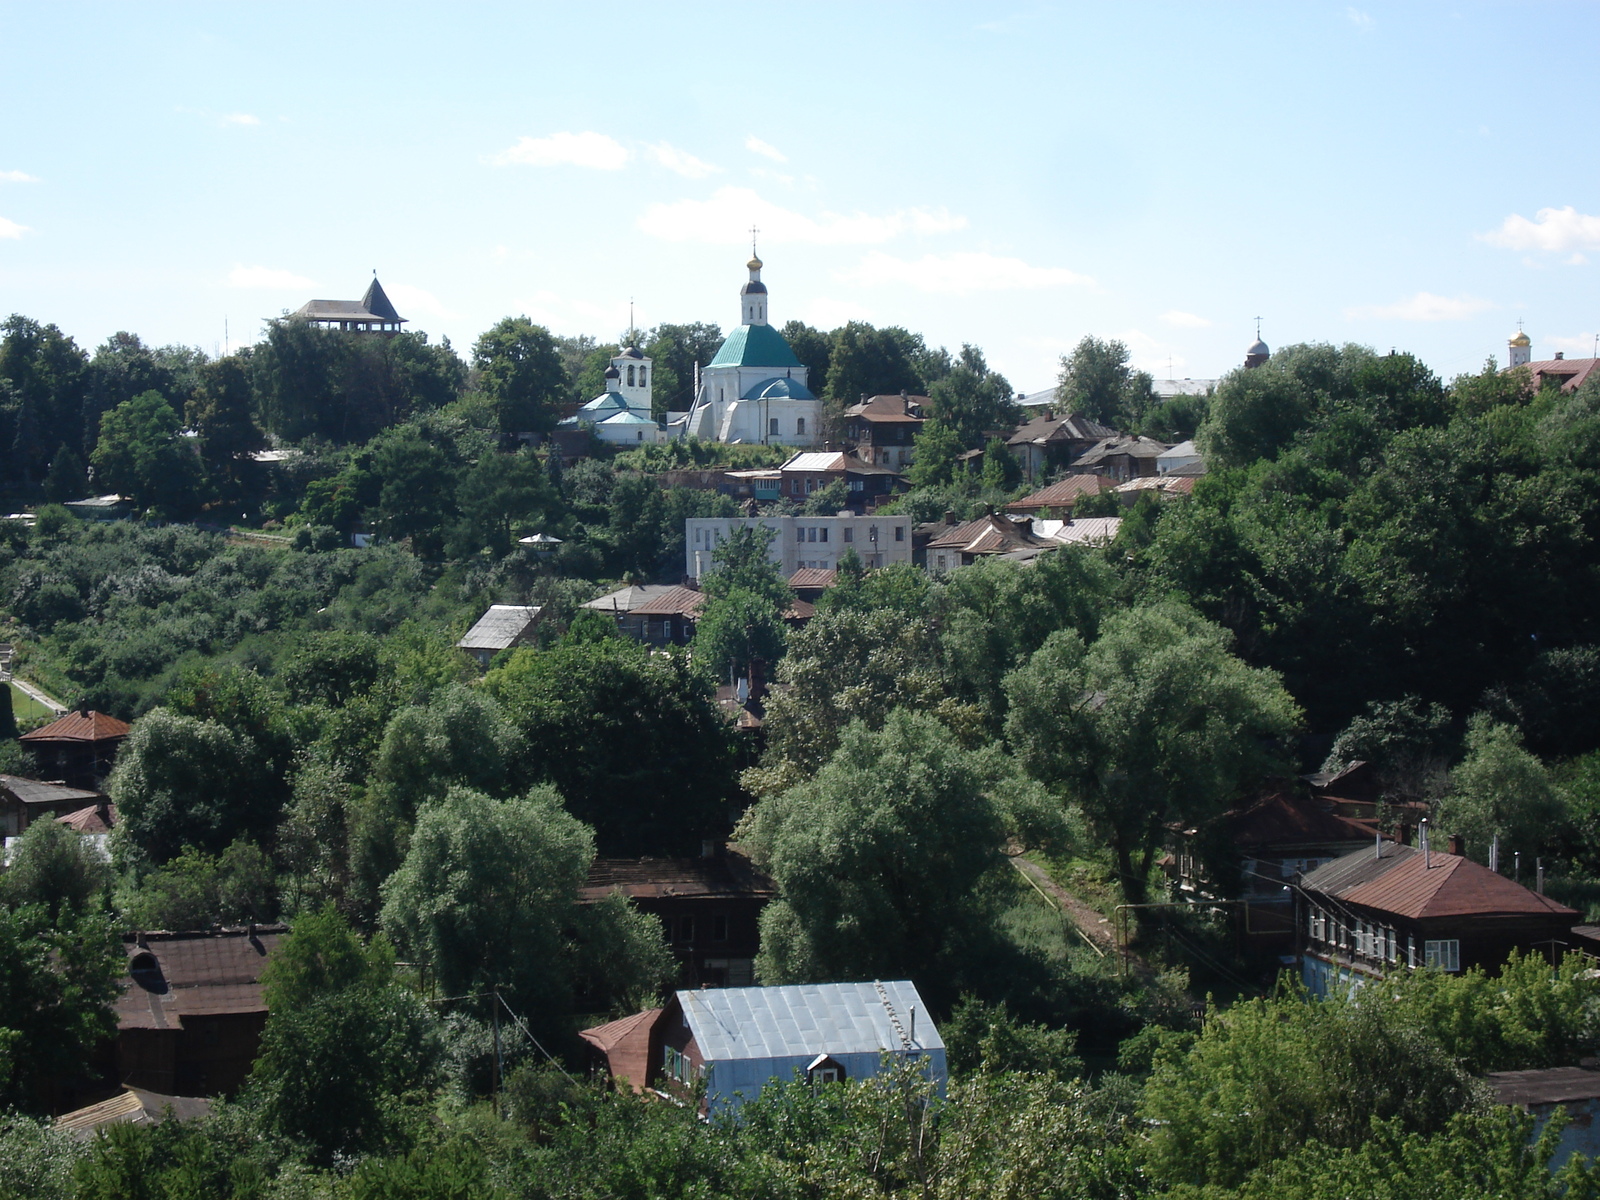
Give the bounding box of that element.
[747,255,763,271]
[1509,329,1531,348]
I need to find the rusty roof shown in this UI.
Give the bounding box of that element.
[1071,435,1171,466]
[0,774,104,807]
[116,928,284,1031]
[1489,1066,1600,1108]
[926,513,1056,554]
[1302,844,1577,921]
[580,850,775,903]
[20,710,131,744]
[843,394,928,422]
[57,801,117,832]
[1006,412,1117,447]
[1226,789,1379,850]
[788,568,837,590]
[580,1008,660,1093]
[1004,474,1115,511]
[631,586,707,617]
[1524,357,1599,394]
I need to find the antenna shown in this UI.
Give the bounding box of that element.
[1421,818,1431,869]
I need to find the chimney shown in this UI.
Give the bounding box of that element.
[902,391,911,415]
[1398,820,1414,847]
[860,392,870,403]
[1421,818,1431,868]
[1447,834,1463,857]
[1555,351,1565,361]
[1044,409,1054,422]
[943,509,956,525]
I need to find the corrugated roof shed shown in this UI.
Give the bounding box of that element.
[582,585,679,614]
[680,981,941,1062]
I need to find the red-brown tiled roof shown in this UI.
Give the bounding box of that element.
[20,710,131,744]
[580,1008,660,1093]
[1004,474,1116,511]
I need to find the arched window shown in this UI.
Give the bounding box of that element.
[640,367,647,387]
[796,417,806,435]
[627,365,636,387]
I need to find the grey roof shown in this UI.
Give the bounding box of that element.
[361,277,403,322]
[292,276,407,325]
[1301,841,1414,895]
[1153,379,1216,398]
[582,584,679,613]
[1,775,103,808]
[679,981,941,1062]
[456,604,541,652]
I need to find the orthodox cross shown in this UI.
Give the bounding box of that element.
[749,225,760,257]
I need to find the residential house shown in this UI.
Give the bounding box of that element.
[787,568,836,604]
[1300,839,1581,997]
[581,980,945,1114]
[55,1089,212,1139]
[925,512,1058,572]
[1113,474,1198,504]
[1003,474,1118,519]
[63,495,134,521]
[579,848,774,989]
[1505,326,1600,393]
[1033,516,1124,548]
[686,515,912,579]
[456,604,543,668]
[0,774,105,838]
[1006,411,1118,480]
[19,708,130,791]
[776,451,904,511]
[114,927,285,1097]
[841,392,926,470]
[1070,435,1170,482]
[582,585,704,646]
[1156,439,1203,474]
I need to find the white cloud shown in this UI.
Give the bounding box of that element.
[0,215,29,239]
[0,170,38,183]
[637,186,965,246]
[228,264,315,290]
[1346,7,1373,31]
[1547,332,1599,356]
[839,250,1093,294]
[1344,291,1493,321]
[1481,206,1600,254]
[745,136,787,163]
[751,166,796,187]
[220,112,261,127]
[1160,310,1210,328]
[646,142,721,179]
[491,131,630,170]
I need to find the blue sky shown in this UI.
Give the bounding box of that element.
[1,2,1596,393]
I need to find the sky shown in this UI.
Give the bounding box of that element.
[1,2,1597,394]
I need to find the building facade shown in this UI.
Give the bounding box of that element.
[559,345,666,445]
[686,515,912,580]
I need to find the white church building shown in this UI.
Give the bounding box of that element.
[559,345,666,445]
[678,254,821,447]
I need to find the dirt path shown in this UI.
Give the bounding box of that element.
[1008,853,1117,956]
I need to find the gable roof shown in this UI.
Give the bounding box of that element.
[57,801,117,833]
[56,1088,212,1137]
[582,584,680,613]
[291,277,407,325]
[679,980,941,1062]
[0,775,104,808]
[788,567,837,590]
[630,586,707,617]
[1225,789,1377,850]
[1302,843,1577,921]
[1006,412,1117,447]
[1072,435,1170,466]
[844,394,927,422]
[1004,474,1116,511]
[456,605,542,652]
[926,512,1056,555]
[709,324,804,369]
[19,710,130,744]
[1523,357,1599,395]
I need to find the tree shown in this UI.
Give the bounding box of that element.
[89,390,204,515]
[822,322,925,411]
[741,710,1024,997]
[186,352,266,500]
[1004,602,1301,904]
[40,442,87,503]
[249,907,441,1164]
[0,315,89,485]
[472,317,571,434]
[119,840,277,931]
[978,436,1020,491]
[278,630,382,707]
[453,447,554,557]
[484,639,737,855]
[925,344,1016,449]
[1056,336,1153,429]
[1436,715,1565,864]
[906,419,965,489]
[108,709,272,864]
[698,523,791,610]
[379,785,670,1023]
[369,425,460,557]
[369,683,528,822]
[1,819,111,919]
[693,587,788,682]
[0,905,120,1113]
[644,321,727,416]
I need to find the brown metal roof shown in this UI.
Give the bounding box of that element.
[580,851,775,903]
[631,586,707,617]
[788,568,837,590]
[115,929,284,1030]
[1489,1066,1600,1108]
[1005,412,1117,447]
[57,801,117,832]
[580,1008,660,1093]
[843,394,928,422]
[1226,790,1378,850]
[1302,844,1577,921]
[1004,474,1115,511]
[1524,357,1599,394]
[20,710,131,745]
[926,513,1056,554]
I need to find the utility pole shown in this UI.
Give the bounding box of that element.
[491,984,502,1108]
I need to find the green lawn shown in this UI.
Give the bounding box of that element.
[7,681,54,725]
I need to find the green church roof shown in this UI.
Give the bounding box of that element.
[708,323,804,370]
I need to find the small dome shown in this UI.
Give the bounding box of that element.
[603,364,620,379]
[1509,330,1531,348]
[747,256,763,271]
[740,280,768,295]
[1248,339,1269,356]
[619,345,645,359]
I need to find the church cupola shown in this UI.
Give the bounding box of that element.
[1244,318,1270,369]
[740,252,769,326]
[1509,325,1532,368]
[603,363,622,393]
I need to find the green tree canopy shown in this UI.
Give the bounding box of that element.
[1056,336,1154,429]
[925,344,1017,449]
[89,389,204,515]
[1,819,111,919]
[1005,602,1301,903]
[1436,715,1565,864]
[472,316,571,434]
[693,587,788,683]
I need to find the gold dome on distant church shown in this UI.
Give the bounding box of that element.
[747,256,763,271]
[1510,329,1532,348]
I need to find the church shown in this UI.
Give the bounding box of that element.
[558,344,666,445]
[677,253,821,447]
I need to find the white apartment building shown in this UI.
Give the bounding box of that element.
[685,515,912,581]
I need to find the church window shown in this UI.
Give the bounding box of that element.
[769,417,779,436]
[719,387,725,402]
[627,365,635,387]
[796,417,806,435]
[640,367,648,387]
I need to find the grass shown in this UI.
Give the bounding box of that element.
[8,680,54,724]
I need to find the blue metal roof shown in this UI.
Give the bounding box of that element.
[679,981,940,1062]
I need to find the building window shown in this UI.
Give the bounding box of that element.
[712,915,728,942]
[894,525,905,542]
[770,417,779,436]
[819,528,828,543]
[797,417,806,435]
[663,1045,693,1084]
[1387,927,1398,964]
[641,367,648,387]
[627,365,636,387]
[807,528,817,543]
[1424,939,1460,972]
[796,527,805,543]
[844,528,853,543]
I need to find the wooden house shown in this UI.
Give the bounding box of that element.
[19,709,130,791]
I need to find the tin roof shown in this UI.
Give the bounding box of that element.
[708,324,803,369]
[779,451,899,476]
[456,605,542,652]
[630,586,707,617]
[1036,516,1123,546]
[20,710,131,744]
[1072,435,1171,466]
[1006,412,1117,447]
[57,801,117,833]
[582,585,680,613]
[1489,1066,1600,1108]
[1524,357,1599,394]
[1302,843,1577,921]
[788,568,837,590]
[579,1008,660,1093]
[579,849,774,903]
[115,928,284,1031]
[55,1088,212,1137]
[1004,474,1115,511]
[1225,789,1377,850]
[843,394,927,422]
[679,980,941,1062]
[926,513,1056,554]
[0,775,104,808]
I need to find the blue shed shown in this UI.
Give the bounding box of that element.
[649,980,945,1115]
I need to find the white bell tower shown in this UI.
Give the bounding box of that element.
[1508,324,1532,368]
